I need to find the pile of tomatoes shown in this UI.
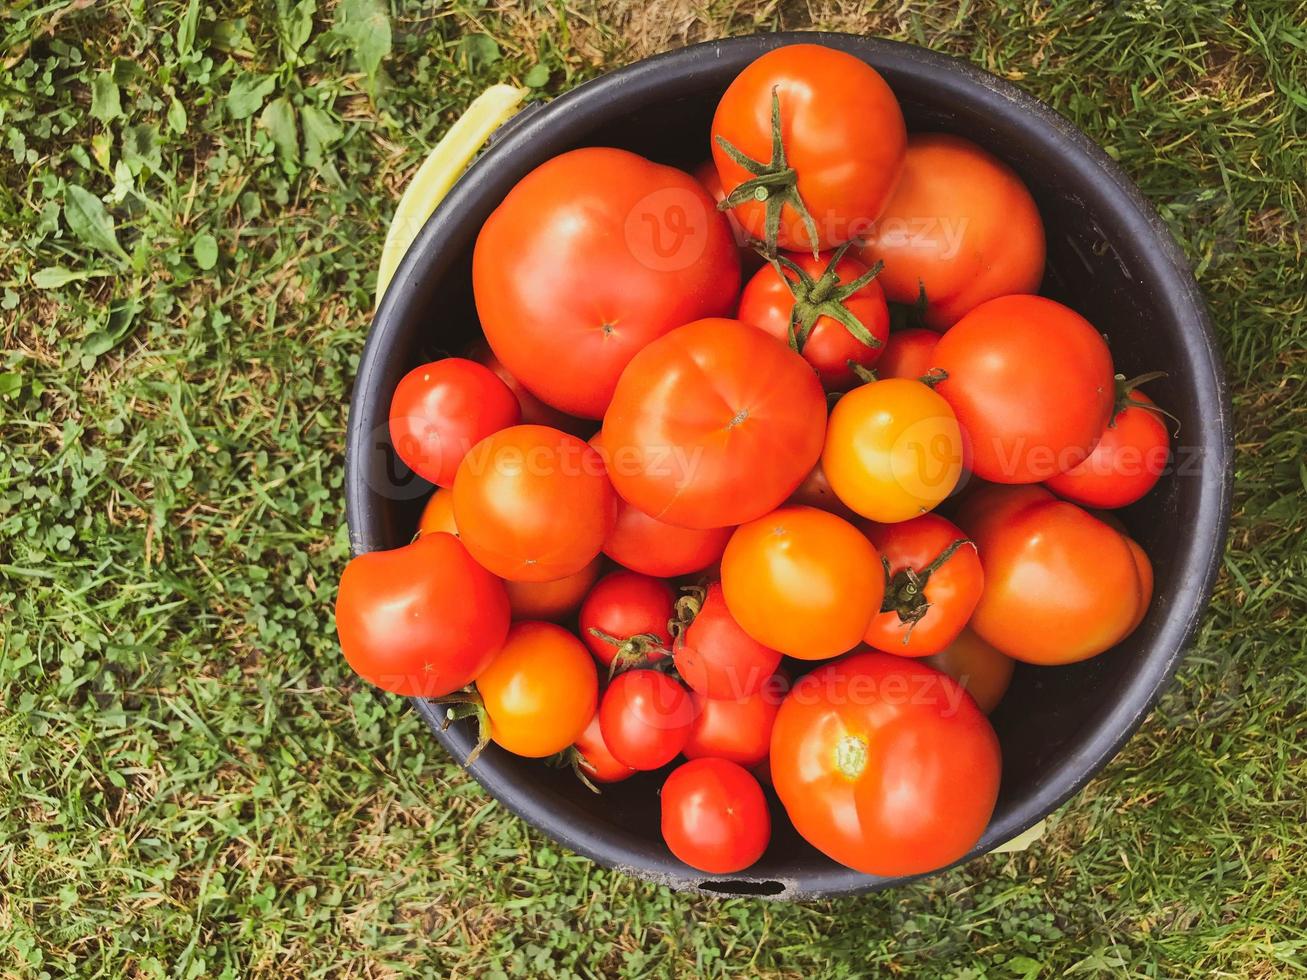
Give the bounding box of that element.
[337,44,1171,879]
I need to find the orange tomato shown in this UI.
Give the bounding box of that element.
[503,556,603,621]
[922,629,1015,714]
[416,487,458,537]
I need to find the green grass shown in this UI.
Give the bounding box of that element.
[2,0,1304,975]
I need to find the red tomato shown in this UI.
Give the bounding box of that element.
[860,134,1045,330]
[602,318,827,529]
[711,44,906,252]
[452,425,616,582]
[923,629,1015,715]
[956,485,1151,664]
[602,498,732,577]
[573,712,636,784]
[416,487,457,537]
[934,295,1115,483]
[503,556,602,622]
[672,582,781,699]
[473,147,740,419]
[692,159,754,265]
[721,506,883,660]
[598,669,694,770]
[578,571,675,668]
[876,328,939,381]
[336,533,509,697]
[787,460,856,519]
[1045,386,1170,508]
[682,682,784,767]
[861,513,984,657]
[770,651,1001,876]
[388,358,520,488]
[737,246,890,391]
[661,759,771,874]
[465,340,592,437]
[476,622,598,758]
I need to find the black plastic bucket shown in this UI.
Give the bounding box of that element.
[345,32,1231,899]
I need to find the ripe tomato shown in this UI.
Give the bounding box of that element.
[672,582,781,699]
[416,487,457,537]
[388,358,520,488]
[603,318,827,529]
[578,571,675,668]
[573,712,636,784]
[876,328,939,381]
[721,505,883,660]
[465,340,591,437]
[736,246,890,391]
[692,159,754,266]
[473,147,740,419]
[1045,384,1170,508]
[602,495,732,577]
[859,134,1045,330]
[770,651,1001,876]
[956,485,1151,664]
[598,669,694,770]
[822,377,964,523]
[933,296,1115,484]
[476,621,598,758]
[711,44,906,252]
[787,459,856,519]
[503,556,602,622]
[922,629,1015,714]
[1125,536,1155,635]
[452,425,616,582]
[661,759,770,874]
[862,513,983,657]
[336,533,509,697]
[682,682,784,767]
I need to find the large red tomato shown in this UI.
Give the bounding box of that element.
[956,485,1151,664]
[859,134,1045,330]
[473,147,740,419]
[452,425,616,581]
[335,533,509,697]
[661,759,770,874]
[1045,385,1171,508]
[682,683,784,767]
[770,651,1001,877]
[933,295,1115,483]
[862,513,984,657]
[672,582,781,699]
[578,571,675,669]
[602,318,826,529]
[711,44,906,252]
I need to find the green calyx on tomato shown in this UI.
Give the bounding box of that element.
[769,241,886,353]
[435,687,491,765]
[1113,371,1178,431]
[879,537,975,636]
[714,87,820,257]
[586,626,670,679]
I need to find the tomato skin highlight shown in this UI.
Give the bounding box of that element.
[922,629,1015,714]
[822,377,964,523]
[721,505,884,661]
[389,358,520,488]
[1045,390,1170,508]
[770,651,1001,877]
[574,712,636,783]
[673,582,782,699]
[661,758,771,874]
[933,295,1115,484]
[862,513,984,657]
[336,533,510,698]
[602,318,827,530]
[474,147,740,419]
[453,425,617,582]
[578,571,675,668]
[477,621,598,758]
[860,134,1045,330]
[956,484,1150,664]
[711,44,906,252]
[599,669,695,771]
[504,556,603,622]
[876,328,938,381]
[682,685,782,767]
[737,250,890,391]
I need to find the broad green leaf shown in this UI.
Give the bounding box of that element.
[90,71,121,122]
[0,373,21,399]
[280,0,317,57]
[460,34,500,69]
[334,0,391,79]
[523,64,550,88]
[167,97,187,135]
[226,73,277,120]
[121,124,161,177]
[260,97,299,171]
[300,105,342,168]
[192,233,219,271]
[32,267,106,289]
[64,185,129,262]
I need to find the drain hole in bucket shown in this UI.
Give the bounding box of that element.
[698,879,785,896]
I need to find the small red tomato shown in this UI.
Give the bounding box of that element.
[672,583,782,699]
[787,460,857,519]
[573,711,636,784]
[602,498,732,577]
[737,246,890,391]
[862,513,984,657]
[1045,384,1171,508]
[389,358,520,487]
[599,669,694,770]
[335,533,509,697]
[661,759,771,874]
[579,571,675,669]
[682,682,784,767]
[876,328,939,381]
